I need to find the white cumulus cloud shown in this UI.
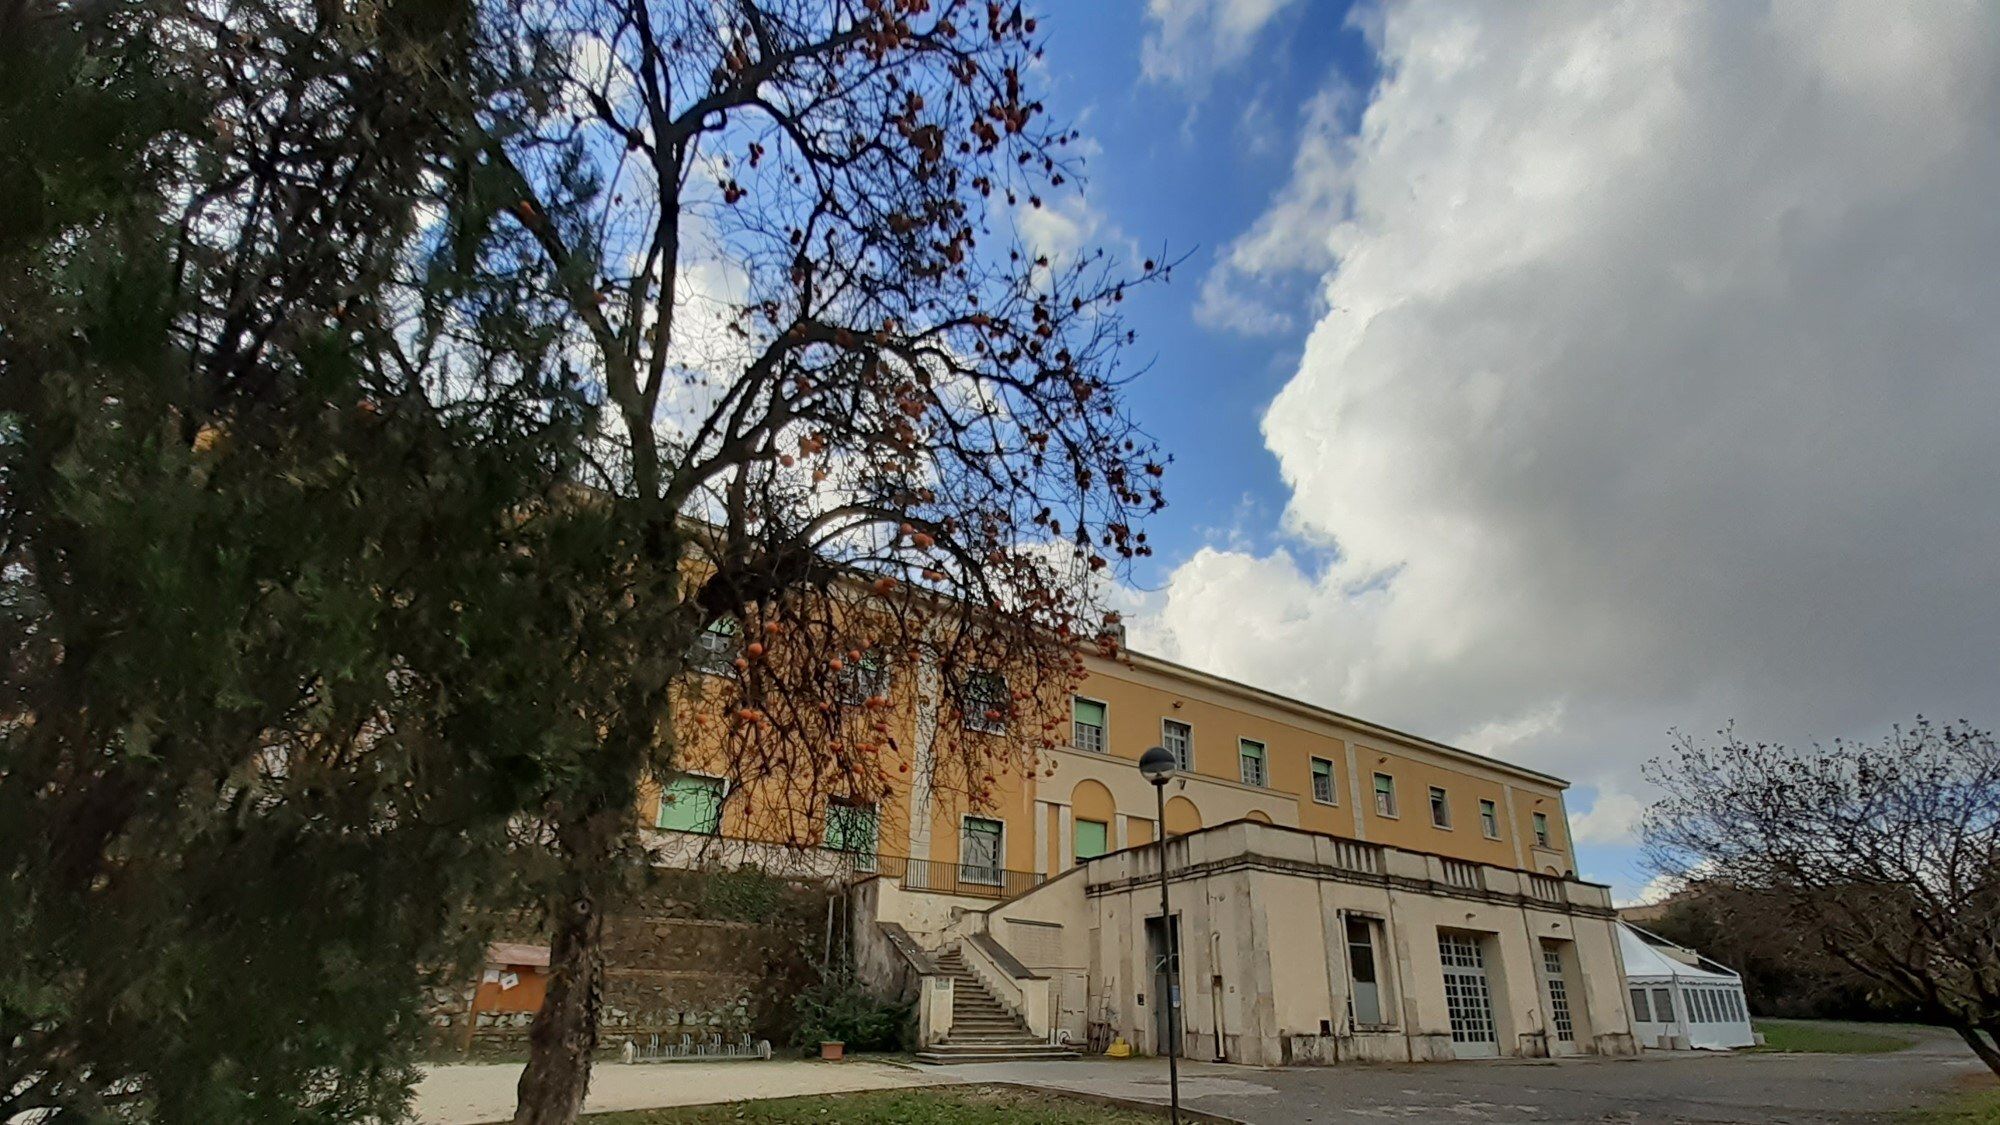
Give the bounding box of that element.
[1135,0,2000,864]
[1142,0,1300,89]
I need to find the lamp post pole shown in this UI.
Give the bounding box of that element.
[1138,746,1182,1125]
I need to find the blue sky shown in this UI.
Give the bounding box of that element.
[1038,2,1374,579]
[1007,1,2000,906]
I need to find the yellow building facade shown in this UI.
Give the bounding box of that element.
[640,644,1575,894]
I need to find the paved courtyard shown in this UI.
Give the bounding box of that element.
[415,1025,1986,1124]
[413,1058,932,1124]
[927,1025,1988,1124]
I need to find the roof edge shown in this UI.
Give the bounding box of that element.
[1110,647,1571,790]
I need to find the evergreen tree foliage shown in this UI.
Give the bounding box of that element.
[0,0,610,1118]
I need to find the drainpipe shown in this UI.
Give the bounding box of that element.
[1210,927,1227,1062]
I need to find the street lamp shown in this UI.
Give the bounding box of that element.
[1137,745,1181,1124]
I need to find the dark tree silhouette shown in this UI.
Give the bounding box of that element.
[1644,719,2000,1075]
[436,2,1172,1119]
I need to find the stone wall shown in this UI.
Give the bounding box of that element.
[431,869,832,1049]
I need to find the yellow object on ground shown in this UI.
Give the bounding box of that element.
[1104,1038,1132,1058]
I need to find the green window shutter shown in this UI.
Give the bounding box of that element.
[1073,818,1108,860]
[657,776,723,834]
[1072,698,1106,725]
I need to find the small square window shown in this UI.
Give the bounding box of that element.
[1373,773,1398,818]
[962,670,1009,733]
[1162,720,1193,771]
[1310,757,1337,804]
[1238,738,1267,787]
[837,654,892,706]
[689,619,740,675]
[1072,697,1107,753]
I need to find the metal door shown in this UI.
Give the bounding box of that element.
[1439,932,1498,1058]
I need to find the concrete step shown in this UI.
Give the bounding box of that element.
[912,1044,1081,1065]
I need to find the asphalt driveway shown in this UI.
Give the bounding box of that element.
[923,1024,1988,1124]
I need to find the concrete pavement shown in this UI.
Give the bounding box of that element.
[921,1025,1988,1124]
[412,1059,940,1124]
[415,1024,1986,1124]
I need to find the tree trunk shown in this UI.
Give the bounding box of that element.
[1954,1024,2000,1078]
[513,825,614,1125]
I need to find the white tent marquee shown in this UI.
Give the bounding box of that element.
[1618,922,1755,1050]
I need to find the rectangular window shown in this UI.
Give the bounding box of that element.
[1072,697,1107,753]
[1533,811,1551,847]
[1238,738,1267,787]
[1628,987,1651,1023]
[1651,987,1674,1022]
[960,816,1004,885]
[1429,786,1452,828]
[1073,818,1108,860]
[837,655,892,705]
[961,670,1009,733]
[656,774,724,835]
[1373,773,1398,818]
[1310,757,1337,804]
[1479,799,1500,839]
[823,799,879,856]
[1345,916,1388,1025]
[1162,719,1193,772]
[689,619,740,675]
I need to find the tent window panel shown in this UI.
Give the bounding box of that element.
[1651,988,1674,1022]
[1628,987,1651,1023]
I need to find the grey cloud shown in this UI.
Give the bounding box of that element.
[1140,2,2000,847]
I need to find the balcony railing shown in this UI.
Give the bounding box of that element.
[869,853,1045,900]
[651,837,1046,901]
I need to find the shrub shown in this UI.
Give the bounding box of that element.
[792,975,912,1052]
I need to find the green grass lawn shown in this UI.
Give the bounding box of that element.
[1902,1085,2000,1124]
[584,1086,1164,1124]
[1752,1018,1916,1054]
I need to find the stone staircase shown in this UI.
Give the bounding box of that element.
[911,947,1079,1064]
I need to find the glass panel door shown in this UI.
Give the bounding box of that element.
[1439,932,1498,1058]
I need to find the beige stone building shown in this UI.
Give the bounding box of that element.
[646,643,1638,1065]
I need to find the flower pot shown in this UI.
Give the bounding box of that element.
[819,1040,845,1061]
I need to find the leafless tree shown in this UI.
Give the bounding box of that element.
[1644,719,2000,1074]
[437,2,1171,1119]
